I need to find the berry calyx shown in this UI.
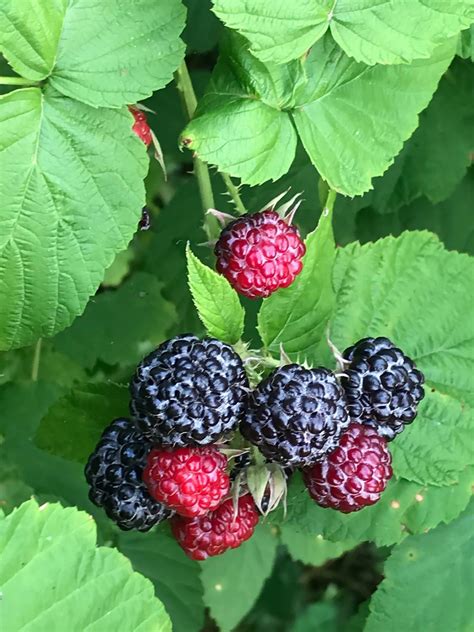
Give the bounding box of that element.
[214,210,306,299]
[144,446,230,518]
[341,337,425,440]
[303,422,393,513]
[171,494,259,560]
[130,335,249,447]
[85,418,173,531]
[241,364,349,468]
[129,105,152,146]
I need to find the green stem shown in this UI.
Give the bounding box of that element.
[31,338,42,382]
[324,187,337,213]
[220,173,247,215]
[174,62,218,240]
[0,76,39,86]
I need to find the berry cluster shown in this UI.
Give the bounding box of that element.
[85,333,424,558]
[86,335,258,560]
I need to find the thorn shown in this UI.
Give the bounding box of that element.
[279,344,292,366]
[283,199,303,225]
[150,130,167,180]
[133,103,156,114]
[277,192,302,220]
[207,208,236,226]
[326,326,349,371]
[259,188,290,213]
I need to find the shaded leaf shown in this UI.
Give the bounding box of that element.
[200,523,278,632]
[119,529,205,632]
[55,272,176,369]
[35,383,129,464]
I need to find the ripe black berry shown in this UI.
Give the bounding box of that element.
[341,337,425,440]
[240,364,349,468]
[85,418,172,531]
[130,335,249,447]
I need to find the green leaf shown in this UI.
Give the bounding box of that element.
[402,466,474,535]
[119,529,205,632]
[55,272,176,369]
[0,499,171,631]
[200,523,278,632]
[282,471,474,548]
[398,57,474,203]
[0,0,186,107]
[330,231,474,486]
[35,382,129,464]
[183,33,455,195]
[365,503,474,632]
[212,0,474,65]
[280,524,355,567]
[186,245,244,344]
[258,199,335,364]
[293,36,456,196]
[0,0,66,81]
[0,88,147,350]
[181,33,301,186]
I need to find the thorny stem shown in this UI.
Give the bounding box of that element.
[0,76,39,86]
[31,338,43,382]
[174,61,218,240]
[220,173,247,215]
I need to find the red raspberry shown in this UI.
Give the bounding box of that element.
[129,106,152,146]
[303,423,393,513]
[171,494,259,560]
[143,446,230,518]
[214,210,306,299]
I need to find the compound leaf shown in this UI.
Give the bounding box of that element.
[212,0,474,65]
[0,0,186,107]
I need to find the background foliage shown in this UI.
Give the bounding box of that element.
[0,1,473,631]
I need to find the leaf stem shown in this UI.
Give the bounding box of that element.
[31,338,43,382]
[220,173,247,215]
[174,61,218,240]
[0,76,39,86]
